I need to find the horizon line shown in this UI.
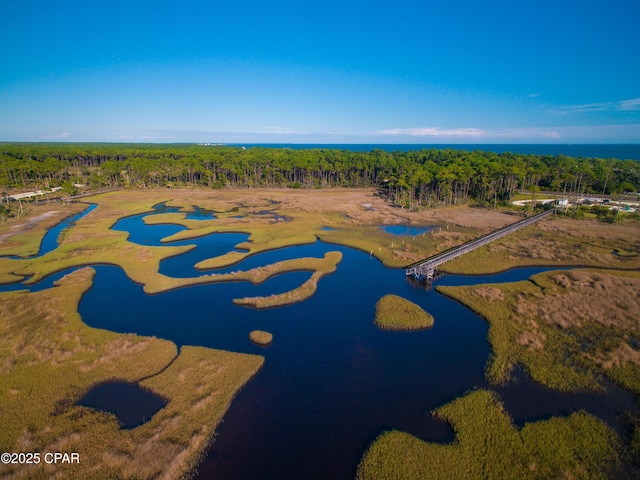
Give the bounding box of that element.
[2,140,640,146]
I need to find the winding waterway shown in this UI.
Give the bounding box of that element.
[5,203,97,260]
[1,204,637,479]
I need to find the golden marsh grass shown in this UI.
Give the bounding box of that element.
[374,294,434,331]
[2,189,638,478]
[357,389,621,480]
[233,251,342,308]
[0,202,87,258]
[442,215,640,275]
[249,330,273,346]
[0,268,262,479]
[438,269,640,393]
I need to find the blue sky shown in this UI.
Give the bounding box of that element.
[1,0,639,143]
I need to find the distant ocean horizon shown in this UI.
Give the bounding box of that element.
[227,143,640,161]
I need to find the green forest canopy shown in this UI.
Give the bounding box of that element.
[1,143,639,208]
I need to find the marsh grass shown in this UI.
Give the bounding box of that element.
[6,189,636,477]
[0,267,263,479]
[0,189,505,294]
[129,252,344,297]
[442,216,640,275]
[357,389,622,480]
[438,268,640,394]
[0,264,23,284]
[142,190,484,269]
[0,203,87,258]
[0,192,194,292]
[233,251,342,308]
[374,294,434,331]
[249,330,273,346]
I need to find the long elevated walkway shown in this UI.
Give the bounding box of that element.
[405,208,555,280]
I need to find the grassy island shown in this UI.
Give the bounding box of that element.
[233,251,342,309]
[375,294,434,331]
[249,330,273,347]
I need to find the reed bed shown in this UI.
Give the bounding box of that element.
[442,216,640,275]
[0,267,263,479]
[374,294,434,331]
[233,252,342,309]
[357,389,621,480]
[249,330,273,346]
[0,189,502,291]
[438,269,640,395]
[0,203,87,258]
[141,252,345,295]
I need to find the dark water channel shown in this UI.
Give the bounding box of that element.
[1,204,637,479]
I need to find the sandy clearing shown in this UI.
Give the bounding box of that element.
[0,211,59,242]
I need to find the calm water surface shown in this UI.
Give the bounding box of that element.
[1,205,636,479]
[2,203,97,260]
[77,381,167,429]
[230,144,640,161]
[381,225,437,236]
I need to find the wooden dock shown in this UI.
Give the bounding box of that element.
[405,208,556,280]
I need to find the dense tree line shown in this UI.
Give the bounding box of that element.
[1,143,639,209]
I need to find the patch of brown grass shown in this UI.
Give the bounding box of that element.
[439,268,640,394]
[0,203,87,257]
[586,343,640,370]
[524,270,640,331]
[249,330,273,346]
[443,216,640,275]
[473,287,504,302]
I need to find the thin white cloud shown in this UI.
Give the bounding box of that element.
[374,124,640,142]
[619,98,640,111]
[542,131,561,139]
[22,124,638,144]
[552,97,640,114]
[46,132,70,139]
[377,127,487,138]
[257,126,301,134]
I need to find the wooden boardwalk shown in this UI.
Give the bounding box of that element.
[405,208,556,280]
